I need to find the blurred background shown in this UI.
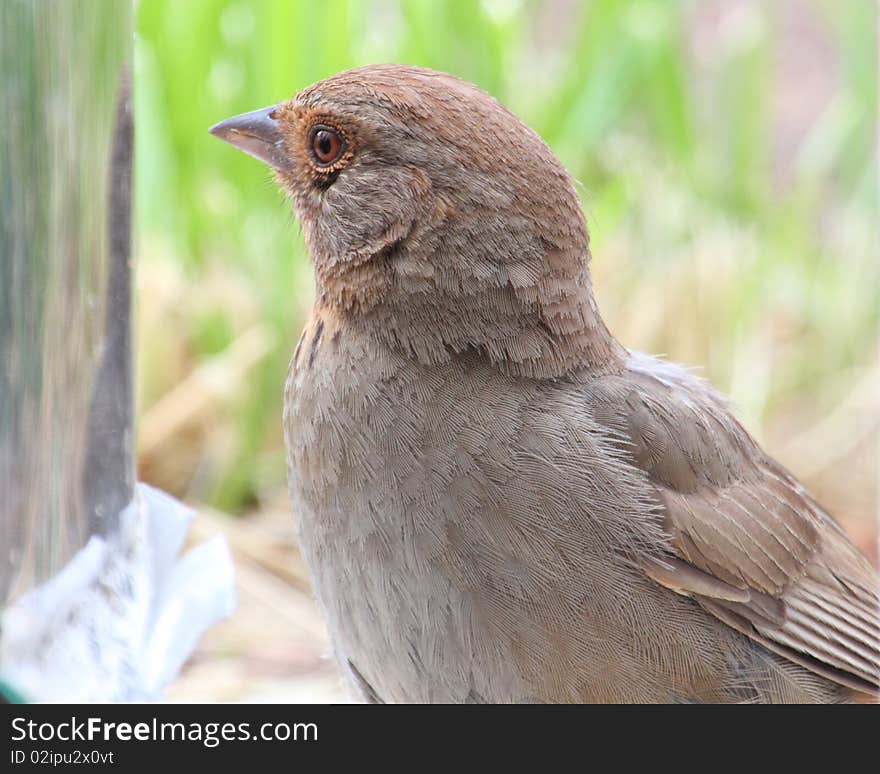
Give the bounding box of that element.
[134,0,879,701]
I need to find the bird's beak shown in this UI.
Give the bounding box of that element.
[209,105,289,171]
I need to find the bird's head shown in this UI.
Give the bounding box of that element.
[211,64,621,376]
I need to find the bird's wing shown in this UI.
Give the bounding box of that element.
[589,354,880,694]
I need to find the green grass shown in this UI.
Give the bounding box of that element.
[135,0,878,518]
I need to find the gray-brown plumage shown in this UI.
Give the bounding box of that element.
[211,64,880,703]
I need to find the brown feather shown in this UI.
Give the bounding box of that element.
[591,355,880,695]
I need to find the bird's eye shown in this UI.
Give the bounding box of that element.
[308,124,345,167]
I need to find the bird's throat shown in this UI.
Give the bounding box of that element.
[314,254,625,380]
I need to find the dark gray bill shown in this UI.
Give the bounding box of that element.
[209,105,289,171]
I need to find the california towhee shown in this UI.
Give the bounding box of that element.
[211,65,879,703]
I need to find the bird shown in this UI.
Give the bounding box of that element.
[210,64,880,703]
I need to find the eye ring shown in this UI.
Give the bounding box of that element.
[308,124,346,167]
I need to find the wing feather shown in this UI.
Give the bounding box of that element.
[589,354,880,695]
